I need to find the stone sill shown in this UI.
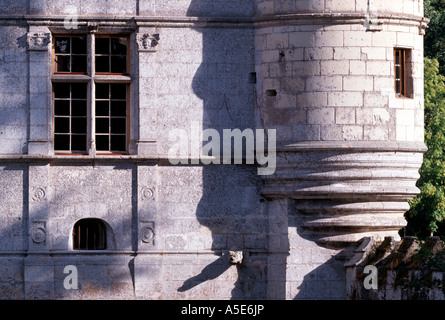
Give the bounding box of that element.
[51,74,133,82]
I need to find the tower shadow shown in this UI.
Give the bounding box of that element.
[177,1,268,299]
[176,1,354,300]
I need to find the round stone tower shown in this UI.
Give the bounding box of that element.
[255,0,428,247]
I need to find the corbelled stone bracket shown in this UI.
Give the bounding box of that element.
[136,33,160,52]
[26,32,51,51]
[419,18,429,35]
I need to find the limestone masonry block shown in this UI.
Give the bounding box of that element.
[307,108,335,125]
[396,109,415,126]
[304,47,334,60]
[306,76,343,91]
[320,125,344,140]
[335,107,356,125]
[366,61,392,76]
[328,92,364,107]
[296,92,328,107]
[349,60,366,75]
[321,60,350,75]
[344,31,372,47]
[315,31,344,47]
[343,76,374,91]
[364,125,389,141]
[333,47,361,60]
[341,125,363,140]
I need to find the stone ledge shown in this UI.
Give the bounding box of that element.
[0,154,162,163]
[278,140,427,153]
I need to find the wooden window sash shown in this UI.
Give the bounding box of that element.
[52,33,131,155]
[52,35,88,75]
[394,48,409,98]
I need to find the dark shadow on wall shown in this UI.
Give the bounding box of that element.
[289,202,350,300]
[177,2,355,300]
[177,1,272,299]
[177,0,351,300]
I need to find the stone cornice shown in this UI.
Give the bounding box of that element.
[254,13,429,34]
[0,13,429,30]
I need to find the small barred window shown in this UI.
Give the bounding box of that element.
[73,219,107,250]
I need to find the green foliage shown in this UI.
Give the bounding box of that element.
[413,238,445,272]
[406,0,445,236]
[424,0,445,76]
[406,58,445,236]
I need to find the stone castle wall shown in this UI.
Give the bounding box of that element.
[0,0,427,299]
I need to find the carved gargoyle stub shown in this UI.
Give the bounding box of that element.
[229,251,243,264]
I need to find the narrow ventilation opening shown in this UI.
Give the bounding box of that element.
[249,72,257,84]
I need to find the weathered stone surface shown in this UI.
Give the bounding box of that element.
[346,237,445,300]
[0,0,427,300]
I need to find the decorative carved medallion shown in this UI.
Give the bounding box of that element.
[27,32,51,51]
[141,187,154,200]
[31,187,47,202]
[31,227,46,243]
[31,221,46,244]
[140,221,155,245]
[136,33,159,52]
[141,227,155,243]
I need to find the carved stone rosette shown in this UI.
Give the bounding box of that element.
[141,187,154,201]
[31,187,47,202]
[31,222,46,244]
[140,221,155,245]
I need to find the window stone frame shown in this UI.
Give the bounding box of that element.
[26,23,160,158]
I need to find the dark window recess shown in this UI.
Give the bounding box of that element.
[95,37,128,74]
[54,36,87,73]
[73,219,107,250]
[54,83,88,153]
[394,48,413,98]
[95,83,127,152]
